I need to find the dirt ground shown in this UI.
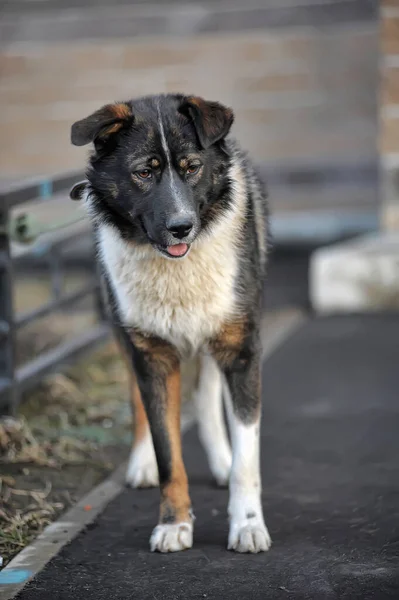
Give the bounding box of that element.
[0,325,132,567]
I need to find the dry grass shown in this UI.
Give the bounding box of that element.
[0,416,115,468]
[19,338,130,433]
[0,323,131,567]
[0,412,111,563]
[0,476,64,560]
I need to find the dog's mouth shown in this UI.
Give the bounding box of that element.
[138,218,191,259]
[156,243,191,259]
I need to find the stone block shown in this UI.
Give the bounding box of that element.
[310,233,399,313]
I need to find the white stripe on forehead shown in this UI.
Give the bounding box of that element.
[157,102,173,175]
[156,101,185,208]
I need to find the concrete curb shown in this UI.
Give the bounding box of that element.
[0,463,126,600]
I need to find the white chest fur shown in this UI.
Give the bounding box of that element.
[95,163,246,355]
[98,222,239,354]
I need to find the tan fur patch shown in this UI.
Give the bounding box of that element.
[111,102,132,120]
[160,369,191,523]
[187,96,201,108]
[98,103,132,139]
[187,96,233,132]
[101,122,123,137]
[209,318,246,366]
[219,318,246,348]
[160,478,191,523]
[130,330,179,376]
[178,155,200,170]
[166,369,181,432]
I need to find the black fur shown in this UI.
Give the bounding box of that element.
[73,94,236,257]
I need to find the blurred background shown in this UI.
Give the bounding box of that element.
[0,0,382,240]
[2,0,399,571]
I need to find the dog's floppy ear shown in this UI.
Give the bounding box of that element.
[71,102,133,147]
[179,96,234,149]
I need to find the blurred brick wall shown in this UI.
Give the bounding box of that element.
[0,1,378,191]
[381,0,399,230]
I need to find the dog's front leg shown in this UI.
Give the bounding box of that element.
[211,320,271,553]
[129,330,193,553]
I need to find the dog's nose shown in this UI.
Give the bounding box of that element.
[167,218,193,240]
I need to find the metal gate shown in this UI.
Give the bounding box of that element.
[0,173,109,415]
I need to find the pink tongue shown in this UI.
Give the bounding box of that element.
[167,243,188,257]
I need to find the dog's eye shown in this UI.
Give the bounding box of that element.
[187,165,200,175]
[136,169,152,179]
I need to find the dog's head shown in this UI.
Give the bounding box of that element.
[70,94,234,259]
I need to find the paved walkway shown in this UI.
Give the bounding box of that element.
[7,312,399,600]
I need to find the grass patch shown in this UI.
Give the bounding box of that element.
[0,327,131,567]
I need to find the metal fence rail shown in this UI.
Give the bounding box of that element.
[0,172,109,415]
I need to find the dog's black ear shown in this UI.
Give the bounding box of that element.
[71,102,133,147]
[179,96,234,149]
[69,180,88,201]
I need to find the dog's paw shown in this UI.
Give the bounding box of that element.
[228,520,271,553]
[150,522,193,553]
[126,462,159,488]
[125,443,159,488]
[211,448,232,487]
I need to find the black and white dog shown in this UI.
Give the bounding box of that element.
[70,94,270,553]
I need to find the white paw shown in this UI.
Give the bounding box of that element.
[126,461,159,488]
[228,520,272,553]
[125,439,159,488]
[150,522,193,553]
[210,447,232,487]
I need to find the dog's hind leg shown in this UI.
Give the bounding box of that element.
[115,328,158,488]
[195,354,232,487]
[125,372,159,488]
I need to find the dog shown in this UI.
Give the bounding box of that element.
[70,94,271,554]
